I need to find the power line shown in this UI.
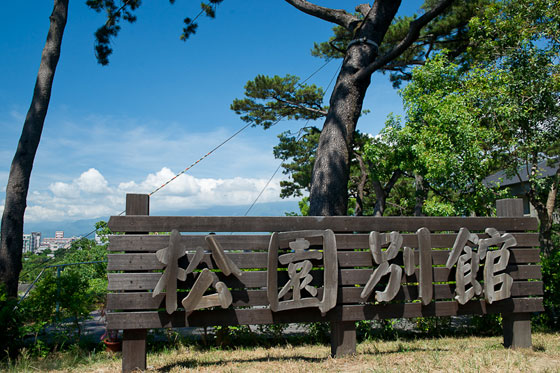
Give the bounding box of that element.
[243,162,283,216]
[149,122,252,197]
[300,59,333,85]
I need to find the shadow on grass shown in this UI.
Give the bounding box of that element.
[158,354,326,372]
[362,345,451,355]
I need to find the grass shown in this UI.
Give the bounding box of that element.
[2,332,560,372]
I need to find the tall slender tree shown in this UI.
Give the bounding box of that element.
[0,0,222,297]
[0,0,69,297]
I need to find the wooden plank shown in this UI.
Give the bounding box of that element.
[107,248,541,271]
[106,281,543,310]
[107,265,542,291]
[106,297,544,329]
[108,233,540,252]
[496,199,524,219]
[108,216,538,233]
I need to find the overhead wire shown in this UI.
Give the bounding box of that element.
[242,59,342,216]
[70,59,339,224]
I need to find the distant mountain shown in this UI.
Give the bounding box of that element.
[24,200,300,238]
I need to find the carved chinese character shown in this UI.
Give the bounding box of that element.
[446,228,482,305]
[415,227,434,305]
[181,235,242,315]
[153,229,187,314]
[267,230,337,314]
[360,231,403,302]
[479,228,516,304]
[153,231,241,315]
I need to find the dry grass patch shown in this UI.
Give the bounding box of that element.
[5,332,560,372]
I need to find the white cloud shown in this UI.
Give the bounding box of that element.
[23,167,294,222]
[75,168,110,194]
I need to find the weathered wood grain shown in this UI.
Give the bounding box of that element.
[108,216,538,233]
[107,248,541,271]
[106,281,543,310]
[107,264,542,291]
[108,232,540,252]
[106,297,544,329]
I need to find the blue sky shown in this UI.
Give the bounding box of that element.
[0,1,421,231]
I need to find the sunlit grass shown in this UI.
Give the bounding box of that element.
[2,332,559,372]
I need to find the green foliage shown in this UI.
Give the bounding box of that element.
[469,314,503,335]
[274,128,321,198]
[86,0,223,65]
[0,286,26,358]
[400,53,506,216]
[25,270,95,337]
[415,316,452,335]
[213,325,255,347]
[311,1,490,87]
[305,322,330,344]
[231,75,327,129]
[256,323,288,343]
[539,227,560,329]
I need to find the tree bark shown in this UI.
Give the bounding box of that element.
[526,165,559,256]
[0,0,68,297]
[414,173,428,216]
[308,0,402,216]
[297,0,455,216]
[372,170,401,217]
[353,151,368,216]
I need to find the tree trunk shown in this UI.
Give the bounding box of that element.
[538,167,559,256]
[0,0,68,297]
[308,1,401,216]
[527,166,559,256]
[372,180,386,217]
[414,173,427,216]
[353,151,368,216]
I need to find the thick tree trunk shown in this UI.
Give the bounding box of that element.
[0,0,68,297]
[308,1,401,216]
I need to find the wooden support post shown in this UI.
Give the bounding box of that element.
[122,194,149,372]
[126,193,150,216]
[330,321,356,357]
[122,329,147,373]
[497,198,532,349]
[503,313,532,348]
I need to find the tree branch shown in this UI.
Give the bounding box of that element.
[273,96,328,116]
[384,170,402,193]
[358,0,455,79]
[283,0,359,30]
[356,3,371,17]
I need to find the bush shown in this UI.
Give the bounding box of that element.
[539,246,560,329]
[0,286,26,358]
[25,269,96,337]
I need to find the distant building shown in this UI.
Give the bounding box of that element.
[23,234,32,253]
[483,159,559,221]
[41,231,78,251]
[22,232,41,253]
[31,232,41,252]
